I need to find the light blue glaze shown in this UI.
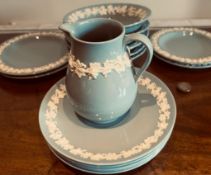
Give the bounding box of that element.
[158,31,211,58]
[60,18,153,125]
[66,67,137,124]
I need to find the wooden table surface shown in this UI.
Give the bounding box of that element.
[0,31,211,175]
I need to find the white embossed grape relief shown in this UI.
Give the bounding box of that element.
[45,76,171,161]
[65,4,148,24]
[0,32,69,75]
[68,52,131,79]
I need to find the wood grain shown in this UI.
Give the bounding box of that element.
[0,31,210,175]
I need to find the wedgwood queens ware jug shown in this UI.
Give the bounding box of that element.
[60,18,153,125]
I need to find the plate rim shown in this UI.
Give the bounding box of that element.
[49,136,169,174]
[126,20,150,34]
[49,119,175,170]
[154,52,211,69]
[63,3,151,28]
[0,63,67,79]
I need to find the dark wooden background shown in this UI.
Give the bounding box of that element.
[0,30,211,175]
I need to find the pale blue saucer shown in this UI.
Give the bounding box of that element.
[151,28,211,68]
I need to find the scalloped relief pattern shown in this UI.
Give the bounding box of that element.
[45,76,171,161]
[0,32,69,75]
[68,52,131,79]
[66,4,148,24]
[151,28,211,65]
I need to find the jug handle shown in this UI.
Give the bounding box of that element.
[125,33,153,82]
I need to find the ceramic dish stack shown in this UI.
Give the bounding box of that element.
[0,31,69,79]
[39,71,177,174]
[63,3,151,60]
[151,27,211,69]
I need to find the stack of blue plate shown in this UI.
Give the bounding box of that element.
[39,72,177,174]
[126,20,150,60]
[62,3,151,60]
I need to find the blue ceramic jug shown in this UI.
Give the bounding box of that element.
[60,18,153,125]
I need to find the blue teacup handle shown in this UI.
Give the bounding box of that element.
[125,33,153,82]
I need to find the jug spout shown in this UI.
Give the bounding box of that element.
[59,23,72,36]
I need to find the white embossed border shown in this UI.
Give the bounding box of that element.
[151,28,211,65]
[0,32,69,75]
[44,76,171,161]
[65,4,149,24]
[68,52,131,79]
